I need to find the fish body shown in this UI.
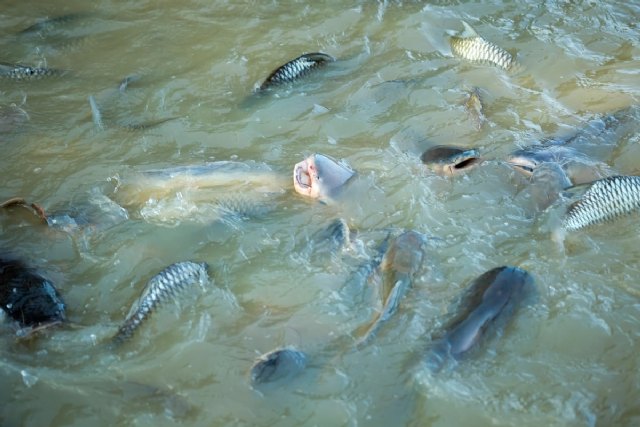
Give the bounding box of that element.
[112,261,209,344]
[356,230,427,346]
[0,259,66,332]
[449,21,519,72]
[293,153,356,202]
[0,62,65,80]
[427,266,533,368]
[421,145,482,176]
[258,52,335,91]
[507,144,607,185]
[464,87,486,130]
[525,162,572,211]
[18,13,85,36]
[249,347,307,385]
[563,175,640,231]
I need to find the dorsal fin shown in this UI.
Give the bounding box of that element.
[460,21,479,38]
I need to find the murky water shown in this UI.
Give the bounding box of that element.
[1,0,639,426]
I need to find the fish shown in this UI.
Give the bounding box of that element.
[18,13,86,36]
[112,261,209,344]
[0,62,66,80]
[464,87,486,130]
[562,175,640,231]
[507,144,608,185]
[0,196,47,223]
[524,162,573,212]
[88,95,105,131]
[115,161,288,223]
[449,21,520,72]
[355,230,427,346]
[293,153,356,202]
[0,258,66,334]
[310,218,355,256]
[249,347,308,385]
[426,266,533,370]
[257,52,335,91]
[420,145,482,176]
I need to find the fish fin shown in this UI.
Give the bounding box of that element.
[460,21,479,38]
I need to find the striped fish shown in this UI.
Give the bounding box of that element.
[563,175,640,231]
[449,21,520,72]
[0,62,65,80]
[112,261,209,344]
[258,52,335,91]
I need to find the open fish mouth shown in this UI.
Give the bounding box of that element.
[449,153,482,173]
[293,158,315,196]
[507,160,536,176]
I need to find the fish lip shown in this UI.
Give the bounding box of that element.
[293,159,312,193]
[507,161,535,175]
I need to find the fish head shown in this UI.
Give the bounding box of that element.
[293,154,355,201]
[506,147,549,177]
[420,145,482,176]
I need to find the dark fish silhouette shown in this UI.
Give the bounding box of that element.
[0,258,66,332]
[18,13,86,36]
[421,145,482,176]
[112,261,209,344]
[249,347,307,385]
[258,52,335,91]
[426,266,533,370]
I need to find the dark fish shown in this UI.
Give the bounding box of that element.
[449,21,520,72]
[249,347,307,385]
[311,218,354,254]
[112,261,209,344]
[0,196,47,223]
[524,162,572,212]
[356,230,427,346]
[563,175,640,231]
[119,117,179,131]
[421,145,482,176]
[0,62,66,80]
[293,153,356,202]
[258,52,335,91]
[0,258,66,333]
[18,13,85,36]
[426,266,533,370]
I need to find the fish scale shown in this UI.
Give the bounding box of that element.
[259,52,334,90]
[449,21,519,72]
[112,261,209,344]
[563,176,640,230]
[0,63,64,80]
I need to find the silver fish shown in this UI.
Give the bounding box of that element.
[258,52,335,91]
[421,145,482,177]
[356,230,427,346]
[112,261,209,344]
[249,347,307,385]
[449,21,520,72]
[426,266,533,370]
[293,153,356,202]
[563,175,640,231]
[0,62,66,80]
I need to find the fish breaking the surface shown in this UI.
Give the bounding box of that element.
[449,21,520,72]
[464,87,486,130]
[0,258,66,334]
[258,52,335,91]
[249,347,308,386]
[421,145,482,176]
[563,175,640,231]
[426,266,533,370]
[293,153,356,202]
[112,261,209,344]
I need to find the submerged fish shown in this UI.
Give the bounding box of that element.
[0,258,66,333]
[249,347,308,386]
[356,230,427,346]
[464,87,486,130]
[112,261,209,344]
[293,153,356,202]
[115,161,288,223]
[523,162,573,212]
[449,21,520,72]
[18,13,86,36]
[0,62,66,80]
[507,144,607,185]
[426,266,533,370]
[421,145,482,176]
[258,52,335,91]
[563,175,640,231]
